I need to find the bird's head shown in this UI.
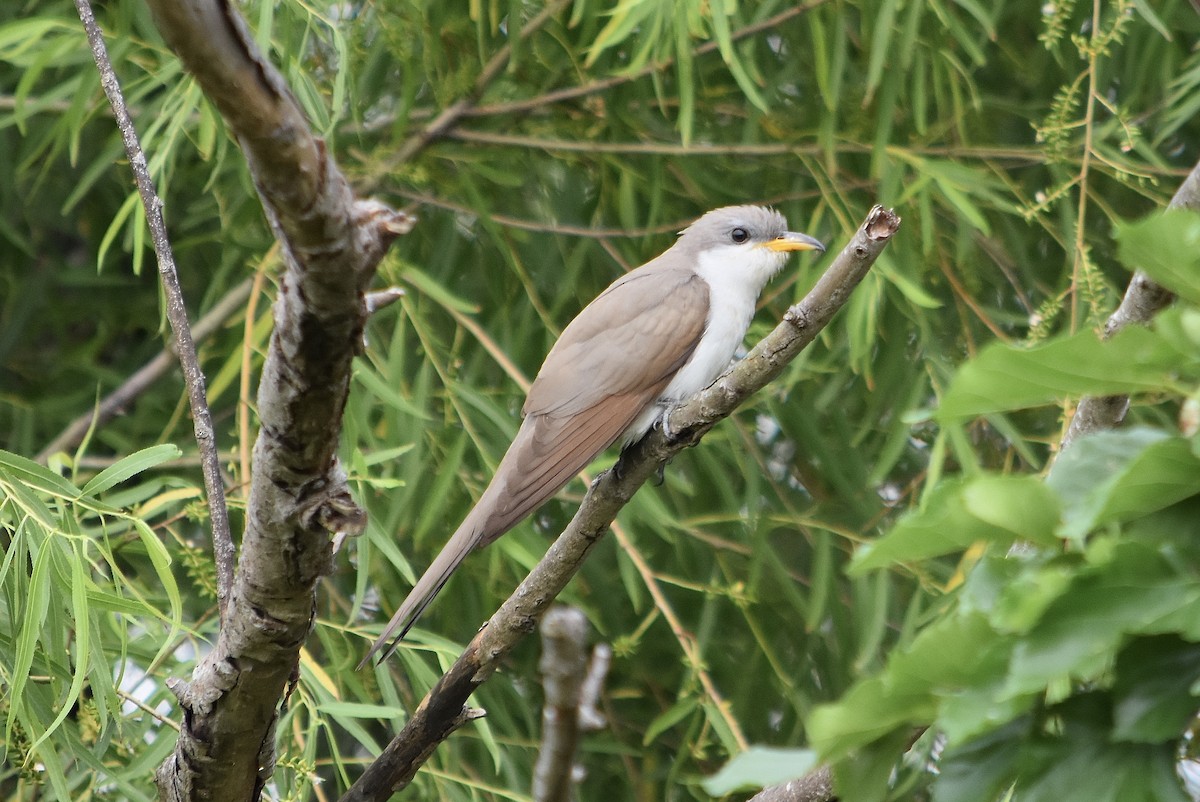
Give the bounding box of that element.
[676,205,825,289]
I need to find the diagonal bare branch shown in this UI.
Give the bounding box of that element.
[341,206,901,801]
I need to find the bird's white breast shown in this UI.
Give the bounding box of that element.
[622,243,787,442]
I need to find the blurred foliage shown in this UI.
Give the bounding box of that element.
[0,0,1198,800]
[810,214,1200,801]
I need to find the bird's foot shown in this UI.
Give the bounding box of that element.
[658,407,675,441]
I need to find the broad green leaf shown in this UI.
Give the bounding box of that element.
[702,746,817,795]
[938,326,1187,420]
[1047,428,1200,542]
[932,717,1026,802]
[1111,636,1200,742]
[807,676,928,760]
[1018,696,1188,802]
[850,476,1059,573]
[1006,541,1199,696]
[831,728,914,802]
[81,444,181,496]
[1115,209,1200,304]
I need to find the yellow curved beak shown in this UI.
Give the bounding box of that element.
[763,232,826,253]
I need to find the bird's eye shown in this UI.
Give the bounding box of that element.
[730,227,749,244]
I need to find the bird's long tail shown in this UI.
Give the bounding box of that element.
[357,493,498,668]
[358,414,570,667]
[359,401,640,667]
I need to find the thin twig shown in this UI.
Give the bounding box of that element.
[339,206,900,801]
[75,0,236,618]
[377,0,571,176]
[420,1,827,122]
[609,521,749,749]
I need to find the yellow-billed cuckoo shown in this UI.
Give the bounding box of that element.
[362,205,824,665]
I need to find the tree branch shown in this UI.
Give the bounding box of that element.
[1062,157,1200,449]
[747,766,836,802]
[138,0,412,799]
[533,607,592,802]
[341,206,901,801]
[75,0,236,616]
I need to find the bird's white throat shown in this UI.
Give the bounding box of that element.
[621,242,788,442]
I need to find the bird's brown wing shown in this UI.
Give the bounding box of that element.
[476,266,710,544]
[524,264,709,417]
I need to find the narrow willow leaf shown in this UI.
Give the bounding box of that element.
[643,696,697,746]
[27,542,91,755]
[0,448,82,498]
[8,534,53,742]
[81,444,181,496]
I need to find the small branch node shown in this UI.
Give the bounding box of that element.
[366,287,406,314]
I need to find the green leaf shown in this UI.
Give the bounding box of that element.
[1126,0,1171,38]
[0,448,82,499]
[807,677,926,760]
[27,541,90,755]
[81,444,182,496]
[932,717,1026,802]
[701,746,817,795]
[8,535,53,743]
[1111,635,1200,742]
[1019,695,1189,802]
[643,696,696,746]
[401,263,480,314]
[850,476,1060,573]
[1006,541,1199,696]
[1116,209,1200,303]
[707,3,767,112]
[315,701,408,719]
[1047,429,1200,542]
[938,325,1189,420]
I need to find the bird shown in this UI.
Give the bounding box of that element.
[361,205,824,666]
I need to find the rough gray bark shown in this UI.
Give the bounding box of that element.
[748,766,836,802]
[140,1,412,800]
[1062,159,1200,449]
[340,206,902,801]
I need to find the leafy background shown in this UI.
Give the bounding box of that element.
[2,0,1200,800]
